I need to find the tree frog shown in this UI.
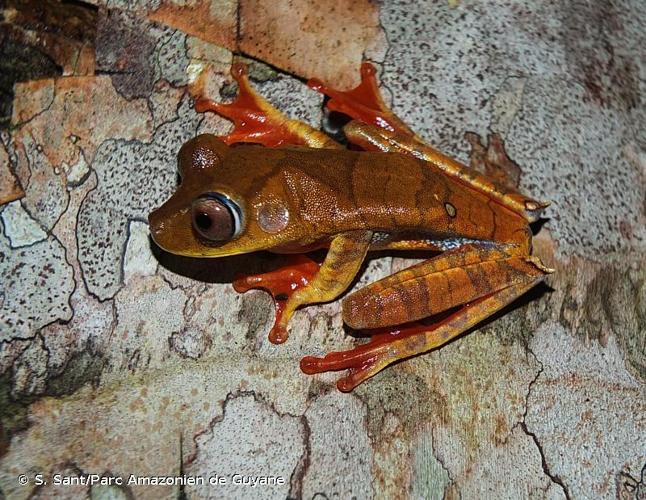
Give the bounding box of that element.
[149,62,553,391]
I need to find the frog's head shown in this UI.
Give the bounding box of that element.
[149,134,306,257]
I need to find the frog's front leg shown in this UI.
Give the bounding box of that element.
[301,244,552,391]
[196,63,338,148]
[198,62,357,343]
[236,230,373,344]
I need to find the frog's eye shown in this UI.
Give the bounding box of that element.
[191,193,242,241]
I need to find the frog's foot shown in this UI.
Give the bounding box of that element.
[233,255,320,344]
[195,63,337,149]
[300,321,423,391]
[308,62,415,138]
[301,279,542,391]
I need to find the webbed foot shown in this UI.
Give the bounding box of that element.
[233,255,320,344]
[196,63,337,148]
[308,62,416,138]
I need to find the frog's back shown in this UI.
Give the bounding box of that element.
[274,146,529,246]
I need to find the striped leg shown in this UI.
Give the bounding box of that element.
[301,245,552,391]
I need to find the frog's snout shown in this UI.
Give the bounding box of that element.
[147,208,165,244]
[148,201,195,255]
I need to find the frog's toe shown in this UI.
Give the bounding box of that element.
[300,338,397,392]
[300,320,429,391]
[308,62,414,138]
[300,357,368,392]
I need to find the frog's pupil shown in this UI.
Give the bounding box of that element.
[195,212,212,230]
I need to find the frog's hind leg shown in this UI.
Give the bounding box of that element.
[311,63,548,222]
[343,121,549,222]
[301,245,552,391]
[196,63,338,148]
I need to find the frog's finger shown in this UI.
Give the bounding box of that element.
[196,63,338,149]
[232,254,320,344]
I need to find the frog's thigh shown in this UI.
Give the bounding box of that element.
[341,244,546,329]
[276,230,373,332]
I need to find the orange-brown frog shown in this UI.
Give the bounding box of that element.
[149,63,552,391]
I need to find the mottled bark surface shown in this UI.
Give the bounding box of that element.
[0,1,644,499]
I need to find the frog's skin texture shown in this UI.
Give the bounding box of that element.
[149,63,553,391]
